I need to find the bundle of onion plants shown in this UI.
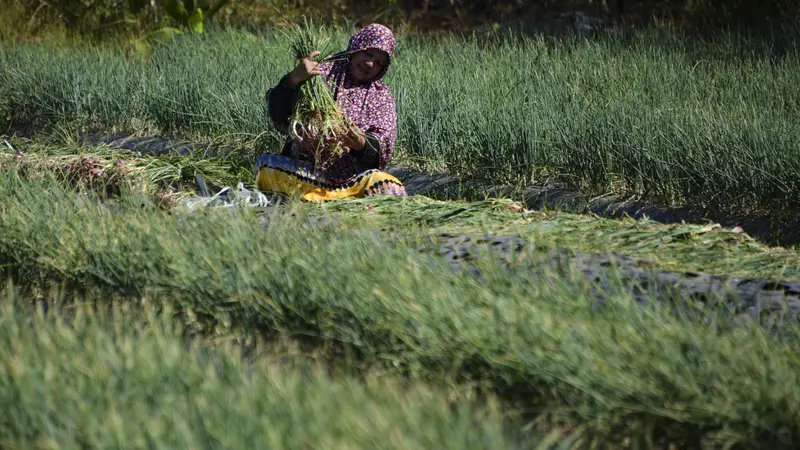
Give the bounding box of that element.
[287,23,351,173]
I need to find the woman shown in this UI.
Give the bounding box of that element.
[256,23,406,202]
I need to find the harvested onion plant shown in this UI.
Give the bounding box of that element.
[1,150,136,196]
[287,23,350,173]
[0,142,244,208]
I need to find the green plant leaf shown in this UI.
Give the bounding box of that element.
[149,26,183,43]
[163,0,188,23]
[129,27,182,55]
[130,37,151,55]
[188,9,204,33]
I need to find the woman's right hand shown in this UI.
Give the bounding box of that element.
[287,50,322,88]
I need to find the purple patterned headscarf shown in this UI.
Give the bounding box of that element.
[317,24,397,184]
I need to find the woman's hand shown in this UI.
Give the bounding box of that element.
[288,50,322,88]
[323,126,366,152]
[339,126,366,151]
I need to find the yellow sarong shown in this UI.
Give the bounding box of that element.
[255,154,406,203]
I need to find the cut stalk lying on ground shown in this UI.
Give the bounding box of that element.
[287,22,350,172]
[0,139,252,204]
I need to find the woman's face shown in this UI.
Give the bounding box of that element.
[348,49,389,82]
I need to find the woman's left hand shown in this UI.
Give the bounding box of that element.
[324,126,366,152]
[339,125,367,151]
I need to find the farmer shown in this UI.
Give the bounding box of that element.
[256,23,406,202]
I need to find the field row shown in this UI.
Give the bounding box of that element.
[2,166,800,447]
[2,27,799,215]
[0,288,533,449]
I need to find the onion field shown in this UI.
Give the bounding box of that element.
[1,23,800,449]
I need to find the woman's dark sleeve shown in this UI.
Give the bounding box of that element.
[350,134,381,172]
[266,74,296,133]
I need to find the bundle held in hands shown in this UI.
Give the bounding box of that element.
[288,24,350,172]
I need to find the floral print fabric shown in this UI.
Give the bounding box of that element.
[317,24,398,184]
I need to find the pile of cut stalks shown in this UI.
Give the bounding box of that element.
[288,22,351,173]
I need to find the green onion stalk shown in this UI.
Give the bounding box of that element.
[288,23,351,173]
